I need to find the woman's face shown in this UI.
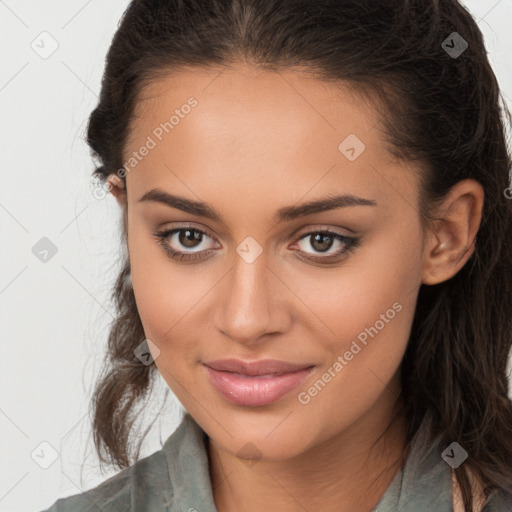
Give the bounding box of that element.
[120,63,428,460]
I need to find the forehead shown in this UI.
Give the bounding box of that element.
[123,63,417,217]
[128,63,381,150]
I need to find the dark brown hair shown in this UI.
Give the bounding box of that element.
[86,1,512,510]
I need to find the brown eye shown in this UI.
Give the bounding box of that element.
[178,229,204,248]
[295,230,360,262]
[308,232,335,252]
[152,225,360,265]
[153,226,219,261]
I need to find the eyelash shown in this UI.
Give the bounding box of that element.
[152,226,360,263]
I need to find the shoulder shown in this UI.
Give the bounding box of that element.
[38,447,169,512]
[38,414,202,512]
[484,487,512,512]
[451,467,512,512]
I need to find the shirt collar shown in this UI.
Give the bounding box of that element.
[163,413,218,512]
[371,411,453,511]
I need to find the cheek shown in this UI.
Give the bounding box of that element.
[299,227,422,409]
[127,220,212,369]
[292,220,421,331]
[293,223,422,376]
[127,220,177,341]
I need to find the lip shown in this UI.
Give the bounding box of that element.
[203,358,314,375]
[202,359,317,407]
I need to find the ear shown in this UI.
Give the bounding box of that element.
[421,179,484,285]
[107,174,127,208]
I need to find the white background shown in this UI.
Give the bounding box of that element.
[0,1,511,511]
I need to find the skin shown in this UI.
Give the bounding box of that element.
[108,62,484,512]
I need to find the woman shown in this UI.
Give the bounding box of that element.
[41,0,512,511]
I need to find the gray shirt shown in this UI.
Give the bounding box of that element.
[39,412,512,511]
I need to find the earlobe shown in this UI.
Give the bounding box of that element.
[421,179,483,286]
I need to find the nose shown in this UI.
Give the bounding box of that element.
[213,250,292,345]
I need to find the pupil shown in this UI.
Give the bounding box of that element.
[311,233,333,252]
[179,229,202,248]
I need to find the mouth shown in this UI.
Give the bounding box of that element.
[202,358,315,375]
[202,360,317,407]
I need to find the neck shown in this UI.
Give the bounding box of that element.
[207,377,408,512]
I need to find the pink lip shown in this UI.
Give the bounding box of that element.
[202,359,317,407]
[203,358,314,375]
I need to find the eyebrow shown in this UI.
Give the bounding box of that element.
[138,188,377,223]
